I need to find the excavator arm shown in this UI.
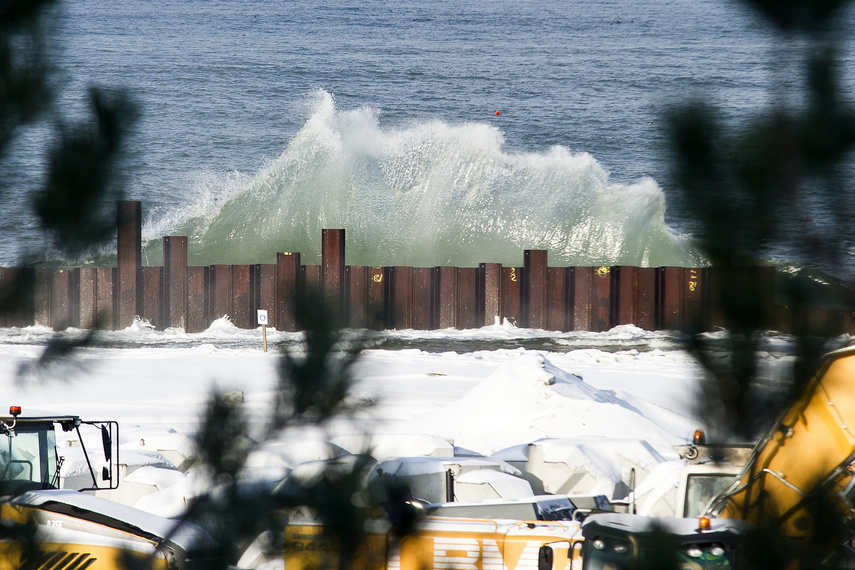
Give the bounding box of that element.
[707,346,855,538]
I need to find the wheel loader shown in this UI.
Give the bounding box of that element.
[0,406,222,569]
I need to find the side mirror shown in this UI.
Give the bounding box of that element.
[101,425,112,462]
[538,545,554,570]
[629,467,637,514]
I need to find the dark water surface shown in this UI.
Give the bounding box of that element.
[3,0,853,268]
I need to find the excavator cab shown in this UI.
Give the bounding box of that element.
[0,406,119,497]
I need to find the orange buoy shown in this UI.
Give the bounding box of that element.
[495,110,501,116]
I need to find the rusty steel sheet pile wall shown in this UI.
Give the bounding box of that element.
[2,201,852,335]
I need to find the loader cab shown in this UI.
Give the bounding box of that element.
[578,512,752,570]
[0,406,119,497]
[673,431,752,519]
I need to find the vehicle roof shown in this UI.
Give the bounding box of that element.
[674,443,753,466]
[1,413,81,424]
[426,494,610,521]
[681,463,744,475]
[427,495,574,520]
[1,407,81,424]
[581,513,753,542]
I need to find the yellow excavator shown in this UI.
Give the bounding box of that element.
[577,345,855,570]
[706,345,855,542]
[0,405,222,569]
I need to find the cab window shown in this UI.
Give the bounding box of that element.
[0,424,58,487]
[684,475,734,518]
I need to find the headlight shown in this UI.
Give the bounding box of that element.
[686,547,704,558]
[709,545,726,557]
[591,539,630,555]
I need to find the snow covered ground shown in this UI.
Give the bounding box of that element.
[0,319,795,520]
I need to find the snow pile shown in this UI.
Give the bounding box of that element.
[0,325,710,520]
[492,437,666,500]
[371,456,529,503]
[400,353,688,456]
[331,433,454,461]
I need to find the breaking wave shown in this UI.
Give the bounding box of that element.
[144,89,703,268]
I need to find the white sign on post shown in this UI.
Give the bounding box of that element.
[257,310,269,352]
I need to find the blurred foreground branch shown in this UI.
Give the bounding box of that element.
[181,291,419,569]
[1,0,137,380]
[668,0,855,441]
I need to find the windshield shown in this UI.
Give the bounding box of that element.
[0,424,58,489]
[684,474,735,518]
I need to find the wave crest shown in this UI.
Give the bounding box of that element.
[147,89,701,268]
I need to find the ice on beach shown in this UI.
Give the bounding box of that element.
[454,469,535,501]
[492,437,667,500]
[397,352,692,456]
[123,431,198,472]
[0,322,710,519]
[370,456,526,503]
[632,460,687,517]
[132,467,212,518]
[330,433,454,461]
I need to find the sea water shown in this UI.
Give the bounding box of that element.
[2,0,853,268]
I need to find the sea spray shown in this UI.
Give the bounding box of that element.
[144,90,703,268]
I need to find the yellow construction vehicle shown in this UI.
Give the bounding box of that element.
[0,405,221,569]
[275,515,584,570]
[259,347,855,570]
[706,345,855,540]
[578,512,751,570]
[573,345,855,569]
[270,501,751,570]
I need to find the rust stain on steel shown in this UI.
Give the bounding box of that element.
[367,266,385,330]
[347,266,368,329]
[457,267,478,330]
[481,263,503,326]
[573,267,593,332]
[524,250,547,329]
[615,266,638,326]
[322,229,345,314]
[637,267,657,331]
[391,266,414,330]
[593,265,611,332]
[187,266,208,333]
[116,201,141,329]
[231,265,252,330]
[163,236,188,330]
[210,265,233,325]
[253,264,277,330]
[142,266,161,330]
[547,267,570,332]
[95,267,116,330]
[502,266,521,326]
[277,252,301,332]
[413,267,432,330]
[436,266,458,329]
[50,270,71,330]
[660,267,683,331]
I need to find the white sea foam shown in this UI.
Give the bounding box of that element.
[141,90,704,269]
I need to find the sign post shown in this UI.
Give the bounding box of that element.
[257,309,269,353]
